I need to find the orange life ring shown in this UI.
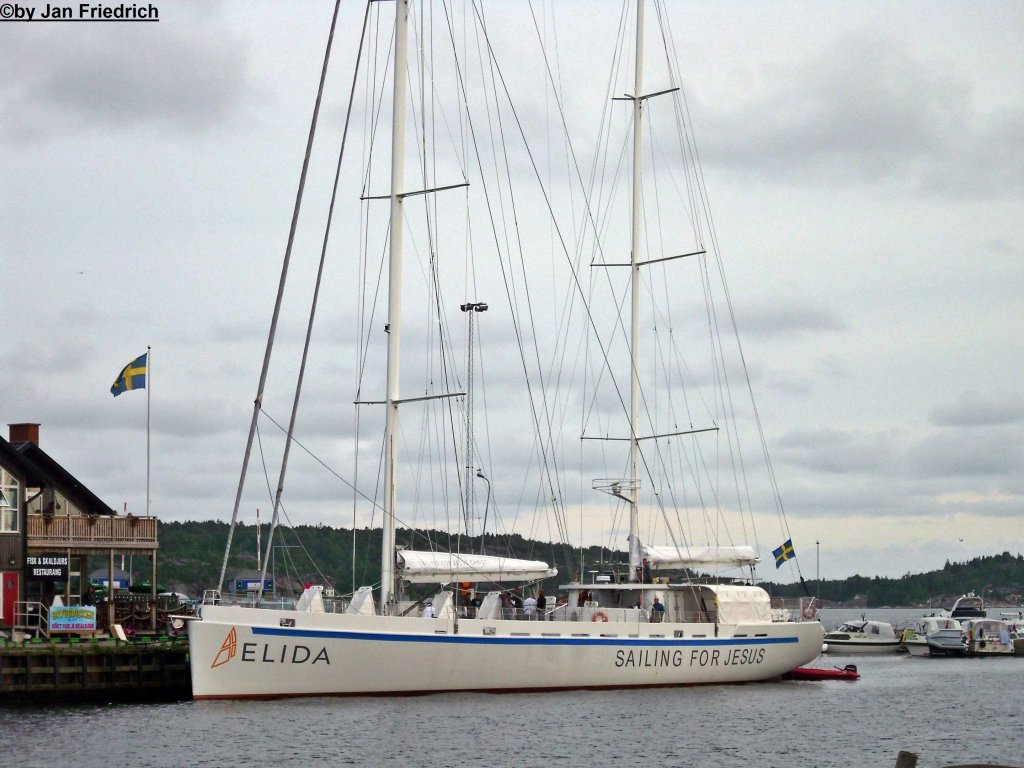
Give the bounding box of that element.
[592,611,609,623]
[802,605,816,620]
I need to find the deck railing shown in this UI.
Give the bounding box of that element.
[13,601,50,638]
[26,514,158,549]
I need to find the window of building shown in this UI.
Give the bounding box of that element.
[55,491,82,517]
[1,469,19,533]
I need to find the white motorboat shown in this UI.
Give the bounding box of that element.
[961,619,1014,656]
[999,612,1024,655]
[949,593,986,620]
[187,0,823,699]
[823,620,901,654]
[901,615,964,657]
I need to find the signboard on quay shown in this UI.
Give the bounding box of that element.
[26,554,69,581]
[50,606,97,633]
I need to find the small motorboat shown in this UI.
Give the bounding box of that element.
[1000,612,1024,656]
[784,664,860,681]
[961,619,1014,656]
[901,615,964,657]
[823,619,901,653]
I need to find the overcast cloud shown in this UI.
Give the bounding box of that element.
[2,1,1021,582]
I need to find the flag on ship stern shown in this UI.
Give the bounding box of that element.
[111,353,148,396]
[773,538,795,568]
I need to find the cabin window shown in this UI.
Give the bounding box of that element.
[0,471,19,533]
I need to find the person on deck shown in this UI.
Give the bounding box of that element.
[523,593,537,620]
[536,590,547,620]
[650,596,665,622]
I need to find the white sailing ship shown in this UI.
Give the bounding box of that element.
[188,0,823,699]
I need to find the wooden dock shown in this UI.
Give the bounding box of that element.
[0,638,190,704]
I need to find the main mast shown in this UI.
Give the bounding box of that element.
[381,0,410,612]
[628,0,645,580]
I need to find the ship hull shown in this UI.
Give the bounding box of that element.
[188,605,824,699]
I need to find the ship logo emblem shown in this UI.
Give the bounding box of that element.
[211,627,238,668]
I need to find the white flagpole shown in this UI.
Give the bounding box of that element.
[146,344,151,517]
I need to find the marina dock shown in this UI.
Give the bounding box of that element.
[0,637,190,705]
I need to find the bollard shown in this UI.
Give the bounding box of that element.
[895,752,918,768]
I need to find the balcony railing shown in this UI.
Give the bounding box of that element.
[26,513,158,550]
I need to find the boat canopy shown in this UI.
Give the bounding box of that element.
[685,584,773,624]
[396,550,557,584]
[642,545,759,569]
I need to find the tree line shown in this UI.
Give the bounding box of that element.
[157,521,1024,608]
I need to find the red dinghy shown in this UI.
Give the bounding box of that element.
[784,664,860,681]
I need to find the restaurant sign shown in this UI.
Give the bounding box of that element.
[50,606,97,633]
[26,554,69,581]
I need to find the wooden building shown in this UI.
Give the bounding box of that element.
[0,423,159,635]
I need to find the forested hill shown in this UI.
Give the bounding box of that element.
[767,551,1024,608]
[156,521,1024,609]
[158,521,611,598]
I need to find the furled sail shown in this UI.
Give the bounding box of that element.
[642,545,759,569]
[397,550,557,584]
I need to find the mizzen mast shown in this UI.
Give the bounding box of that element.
[380,0,410,612]
[627,0,646,581]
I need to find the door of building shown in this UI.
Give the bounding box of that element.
[1,571,19,627]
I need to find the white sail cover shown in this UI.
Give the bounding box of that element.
[643,545,759,569]
[397,550,556,584]
[295,585,325,613]
[345,586,376,615]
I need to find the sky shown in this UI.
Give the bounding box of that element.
[2,1,1021,583]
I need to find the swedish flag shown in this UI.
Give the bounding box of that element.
[773,538,795,569]
[111,353,147,397]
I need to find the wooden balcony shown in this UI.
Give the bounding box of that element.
[26,514,158,552]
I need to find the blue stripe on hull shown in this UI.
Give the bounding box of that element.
[250,626,800,647]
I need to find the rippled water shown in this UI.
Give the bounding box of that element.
[3,609,1022,768]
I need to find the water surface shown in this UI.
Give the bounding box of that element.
[3,608,1021,767]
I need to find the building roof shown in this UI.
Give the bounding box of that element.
[0,435,46,485]
[0,435,116,516]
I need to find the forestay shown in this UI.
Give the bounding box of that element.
[397,550,556,584]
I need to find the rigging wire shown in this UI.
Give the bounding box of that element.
[256,0,375,605]
[217,0,345,594]
[655,0,799,579]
